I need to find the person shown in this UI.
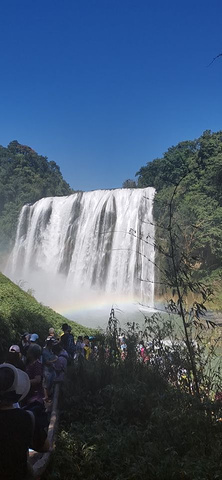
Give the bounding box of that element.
[48,327,55,338]
[66,326,76,358]
[60,323,70,351]
[60,324,75,358]
[42,338,57,401]
[74,336,85,361]
[5,345,26,371]
[25,344,44,405]
[119,333,126,346]
[52,342,68,382]
[30,333,39,344]
[0,363,49,480]
[215,390,222,402]
[83,335,92,360]
[139,341,149,363]
[19,332,30,361]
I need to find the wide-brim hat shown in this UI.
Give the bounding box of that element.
[0,363,30,402]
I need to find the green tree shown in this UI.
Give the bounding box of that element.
[136,130,222,282]
[122,178,137,188]
[0,141,73,255]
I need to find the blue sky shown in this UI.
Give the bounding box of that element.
[1,0,222,191]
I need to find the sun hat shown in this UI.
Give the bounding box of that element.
[0,363,30,402]
[9,345,21,353]
[30,333,39,342]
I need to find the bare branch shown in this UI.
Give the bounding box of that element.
[207,53,222,67]
[111,247,169,279]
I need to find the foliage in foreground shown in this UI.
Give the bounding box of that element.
[43,318,222,480]
[0,272,93,360]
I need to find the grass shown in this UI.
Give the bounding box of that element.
[0,272,95,359]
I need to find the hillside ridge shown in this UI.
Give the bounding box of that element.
[0,272,92,359]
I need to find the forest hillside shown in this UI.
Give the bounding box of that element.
[0,272,92,360]
[136,130,222,302]
[0,140,73,256]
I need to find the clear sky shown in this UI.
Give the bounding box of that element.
[1,0,222,191]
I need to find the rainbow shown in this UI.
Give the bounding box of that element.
[54,295,136,315]
[53,293,154,319]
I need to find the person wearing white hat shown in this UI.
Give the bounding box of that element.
[5,345,26,371]
[9,344,21,353]
[0,363,49,480]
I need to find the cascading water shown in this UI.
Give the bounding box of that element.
[6,188,155,323]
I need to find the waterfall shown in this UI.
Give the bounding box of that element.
[6,188,155,313]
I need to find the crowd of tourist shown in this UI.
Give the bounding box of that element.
[0,322,92,480]
[1,322,221,479]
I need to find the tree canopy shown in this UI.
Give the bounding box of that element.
[136,130,222,286]
[122,179,137,188]
[0,141,73,254]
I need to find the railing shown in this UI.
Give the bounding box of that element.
[29,383,60,478]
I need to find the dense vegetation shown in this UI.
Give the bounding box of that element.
[0,272,93,361]
[136,130,222,301]
[43,316,222,480]
[0,140,73,255]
